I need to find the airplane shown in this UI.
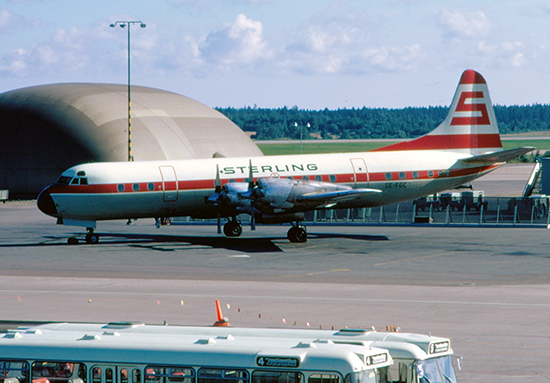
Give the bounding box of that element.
[37,70,533,244]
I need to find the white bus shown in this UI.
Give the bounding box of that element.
[3,323,457,383]
[0,322,392,383]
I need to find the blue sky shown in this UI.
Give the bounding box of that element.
[1,0,549,109]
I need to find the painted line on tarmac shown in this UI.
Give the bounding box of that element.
[2,289,550,308]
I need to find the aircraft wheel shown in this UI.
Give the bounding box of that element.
[68,237,79,245]
[223,221,243,237]
[287,226,307,243]
[85,233,99,244]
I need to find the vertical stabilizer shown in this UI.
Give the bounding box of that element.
[373,70,503,155]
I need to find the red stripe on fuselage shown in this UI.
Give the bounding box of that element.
[371,134,502,152]
[47,164,498,196]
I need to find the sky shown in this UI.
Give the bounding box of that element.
[0,0,549,109]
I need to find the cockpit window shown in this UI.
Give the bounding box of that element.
[80,178,88,185]
[57,176,72,185]
[70,178,79,185]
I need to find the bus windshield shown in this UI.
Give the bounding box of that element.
[415,356,457,383]
[344,370,379,383]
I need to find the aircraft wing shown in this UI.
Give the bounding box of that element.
[297,188,382,209]
[459,146,535,166]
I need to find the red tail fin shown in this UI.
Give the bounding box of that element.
[373,70,503,155]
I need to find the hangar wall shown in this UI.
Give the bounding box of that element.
[0,83,263,197]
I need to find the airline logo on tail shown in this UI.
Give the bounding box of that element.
[450,91,490,126]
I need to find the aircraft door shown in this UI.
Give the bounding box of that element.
[349,158,369,187]
[159,165,178,202]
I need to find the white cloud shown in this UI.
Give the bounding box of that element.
[198,14,272,71]
[476,41,526,68]
[437,8,492,40]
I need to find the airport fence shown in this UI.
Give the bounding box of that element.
[174,196,550,228]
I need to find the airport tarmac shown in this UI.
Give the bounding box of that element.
[1,164,549,383]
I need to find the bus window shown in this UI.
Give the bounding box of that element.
[132,370,141,383]
[1,360,30,383]
[308,374,340,383]
[105,369,113,383]
[343,370,377,383]
[120,370,128,383]
[145,367,194,383]
[32,363,85,383]
[252,371,303,383]
[198,369,248,383]
[92,368,101,383]
[387,362,407,383]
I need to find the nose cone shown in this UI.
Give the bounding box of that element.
[37,186,57,217]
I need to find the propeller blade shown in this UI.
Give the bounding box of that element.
[248,159,254,190]
[215,164,222,193]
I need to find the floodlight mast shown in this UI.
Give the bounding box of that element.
[109,21,147,162]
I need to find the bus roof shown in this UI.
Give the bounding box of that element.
[15,322,452,361]
[1,323,392,373]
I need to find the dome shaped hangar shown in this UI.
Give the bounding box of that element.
[0,83,263,198]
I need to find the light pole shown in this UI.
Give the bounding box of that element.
[295,122,310,154]
[110,20,146,162]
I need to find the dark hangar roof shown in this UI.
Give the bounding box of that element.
[0,83,263,196]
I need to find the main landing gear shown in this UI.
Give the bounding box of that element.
[287,223,307,243]
[221,218,307,242]
[223,218,243,237]
[67,227,99,245]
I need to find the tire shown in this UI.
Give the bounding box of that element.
[85,233,99,244]
[224,222,242,237]
[68,237,79,245]
[288,227,307,243]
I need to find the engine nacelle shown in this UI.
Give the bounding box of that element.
[255,177,353,211]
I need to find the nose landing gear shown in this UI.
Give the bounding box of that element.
[67,227,99,245]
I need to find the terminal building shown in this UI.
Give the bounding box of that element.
[0,83,262,198]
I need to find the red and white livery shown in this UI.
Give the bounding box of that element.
[37,70,532,243]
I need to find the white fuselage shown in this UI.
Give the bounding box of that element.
[44,149,498,223]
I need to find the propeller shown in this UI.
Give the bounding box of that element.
[248,159,256,231]
[215,164,222,234]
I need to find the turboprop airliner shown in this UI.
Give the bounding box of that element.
[37,70,532,244]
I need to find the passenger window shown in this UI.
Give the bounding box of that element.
[117,184,125,192]
[105,369,113,383]
[1,360,29,383]
[252,371,303,383]
[121,370,128,383]
[329,175,336,182]
[385,173,392,180]
[132,370,142,383]
[412,171,419,179]
[308,374,341,383]
[399,172,406,180]
[427,170,434,178]
[315,175,322,181]
[302,176,310,180]
[133,183,140,192]
[147,183,155,191]
[145,367,194,383]
[198,369,248,383]
[32,362,86,383]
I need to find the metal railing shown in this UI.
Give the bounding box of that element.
[173,196,550,227]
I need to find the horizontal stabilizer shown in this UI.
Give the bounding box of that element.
[298,188,382,205]
[459,147,535,165]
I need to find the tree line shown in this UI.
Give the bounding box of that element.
[216,104,550,140]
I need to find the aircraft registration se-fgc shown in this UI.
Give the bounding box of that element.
[37,70,532,244]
